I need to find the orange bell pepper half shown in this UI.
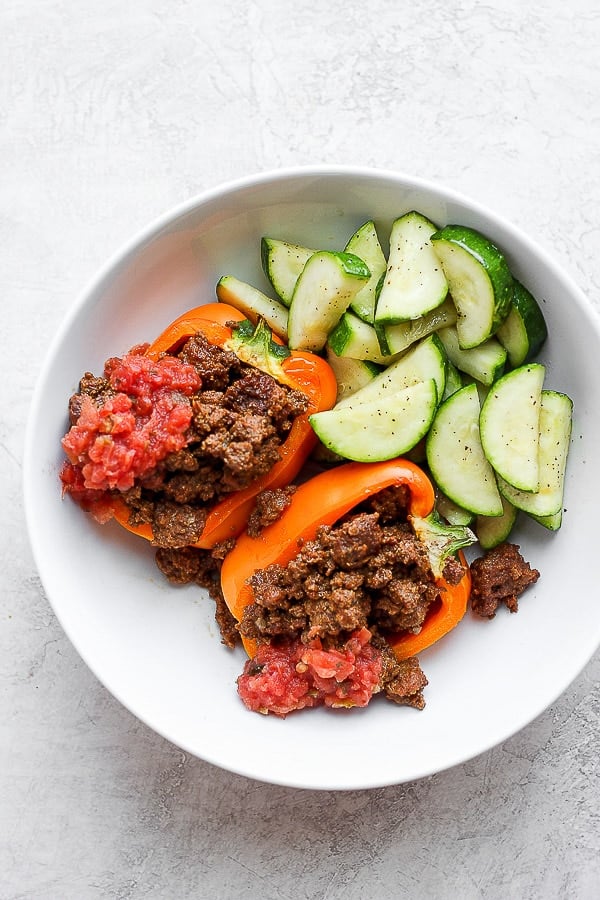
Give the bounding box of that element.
[111,302,338,549]
[219,459,473,660]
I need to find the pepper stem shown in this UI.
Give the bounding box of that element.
[409,510,476,579]
[225,318,291,382]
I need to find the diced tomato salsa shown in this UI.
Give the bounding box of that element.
[237,627,382,716]
[61,352,201,498]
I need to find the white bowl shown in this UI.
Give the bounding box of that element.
[24,166,600,790]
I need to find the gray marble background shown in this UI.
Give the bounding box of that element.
[4,1,600,898]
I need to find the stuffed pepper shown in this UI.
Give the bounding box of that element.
[220,459,476,716]
[60,302,338,558]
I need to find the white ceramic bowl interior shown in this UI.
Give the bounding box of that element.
[24,167,600,790]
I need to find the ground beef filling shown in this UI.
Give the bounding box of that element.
[240,506,440,644]
[237,488,448,714]
[246,486,297,537]
[64,332,308,549]
[470,542,540,618]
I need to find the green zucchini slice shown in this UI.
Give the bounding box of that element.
[426,383,504,517]
[344,220,387,323]
[324,349,381,402]
[287,251,370,352]
[479,363,546,492]
[327,311,394,364]
[436,325,506,386]
[496,280,548,367]
[375,211,448,324]
[497,390,573,518]
[431,224,513,349]
[381,297,458,357]
[475,496,518,550]
[309,379,438,462]
[335,333,447,412]
[261,238,315,306]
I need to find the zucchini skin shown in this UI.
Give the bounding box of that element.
[431,224,514,349]
[496,279,548,367]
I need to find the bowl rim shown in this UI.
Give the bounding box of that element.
[23,165,600,789]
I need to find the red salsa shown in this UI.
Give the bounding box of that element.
[60,352,200,507]
[237,627,382,716]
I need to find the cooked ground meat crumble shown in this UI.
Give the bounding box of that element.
[470,542,540,618]
[245,486,297,537]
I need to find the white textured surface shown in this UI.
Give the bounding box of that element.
[4,1,600,897]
